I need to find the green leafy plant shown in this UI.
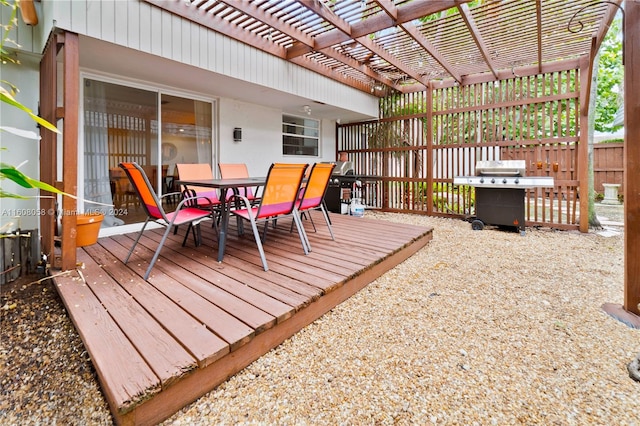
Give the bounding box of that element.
[1,0,66,200]
[1,0,111,211]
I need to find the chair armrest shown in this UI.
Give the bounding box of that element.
[229,193,253,211]
[176,189,215,211]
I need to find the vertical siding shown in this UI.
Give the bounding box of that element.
[126,1,141,50]
[149,5,163,56]
[85,0,101,39]
[138,2,153,52]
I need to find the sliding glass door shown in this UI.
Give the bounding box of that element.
[82,78,214,228]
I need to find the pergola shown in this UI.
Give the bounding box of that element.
[146,0,619,93]
[40,0,638,322]
[146,0,637,321]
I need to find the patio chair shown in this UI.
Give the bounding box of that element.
[119,162,216,280]
[109,167,138,209]
[229,162,309,271]
[218,162,259,204]
[293,162,336,248]
[176,163,223,208]
[176,163,223,232]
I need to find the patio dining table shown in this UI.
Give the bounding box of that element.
[174,177,266,262]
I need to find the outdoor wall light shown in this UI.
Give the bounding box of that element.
[233,127,242,142]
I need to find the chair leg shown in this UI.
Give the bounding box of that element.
[124,217,151,264]
[248,218,269,271]
[307,211,318,232]
[182,223,192,247]
[261,221,270,242]
[211,212,220,240]
[194,223,202,246]
[144,224,173,280]
[322,201,332,225]
[319,205,335,240]
[182,222,203,247]
[290,211,317,233]
[292,211,311,254]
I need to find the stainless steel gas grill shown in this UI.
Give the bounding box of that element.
[324,162,356,214]
[454,160,554,234]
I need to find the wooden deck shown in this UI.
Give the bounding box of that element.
[53,212,433,425]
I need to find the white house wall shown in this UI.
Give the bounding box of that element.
[218,98,336,175]
[2,0,376,232]
[0,54,46,230]
[41,0,378,118]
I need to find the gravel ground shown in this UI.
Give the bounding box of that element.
[1,211,639,425]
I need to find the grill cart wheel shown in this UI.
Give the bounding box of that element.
[471,219,485,231]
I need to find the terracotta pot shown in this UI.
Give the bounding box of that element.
[76,212,104,247]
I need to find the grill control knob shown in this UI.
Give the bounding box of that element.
[502,178,507,184]
[479,178,484,184]
[491,178,495,184]
[515,178,519,184]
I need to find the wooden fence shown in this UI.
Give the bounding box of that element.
[594,143,624,194]
[337,68,595,230]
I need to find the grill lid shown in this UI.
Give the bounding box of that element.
[333,161,354,175]
[475,160,526,176]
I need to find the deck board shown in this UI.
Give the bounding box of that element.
[138,229,321,308]
[82,249,203,382]
[53,213,433,425]
[58,251,162,412]
[106,235,258,351]
[78,248,197,387]
[113,234,279,332]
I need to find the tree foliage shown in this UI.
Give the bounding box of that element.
[595,14,623,133]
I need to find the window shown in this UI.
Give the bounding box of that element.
[282,114,319,156]
[82,78,214,229]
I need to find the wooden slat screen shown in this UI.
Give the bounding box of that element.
[338,69,582,230]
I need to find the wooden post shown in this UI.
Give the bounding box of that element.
[426,84,433,215]
[39,33,58,267]
[60,32,80,271]
[577,55,590,233]
[624,1,640,316]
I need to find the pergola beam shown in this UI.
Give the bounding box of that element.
[299,0,427,89]
[147,0,373,93]
[354,32,429,88]
[536,0,542,74]
[303,0,352,36]
[286,0,467,58]
[145,0,619,97]
[400,21,462,85]
[218,0,315,49]
[146,0,286,57]
[457,2,498,80]
[372,0,462,85]
[294,0,402,92]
